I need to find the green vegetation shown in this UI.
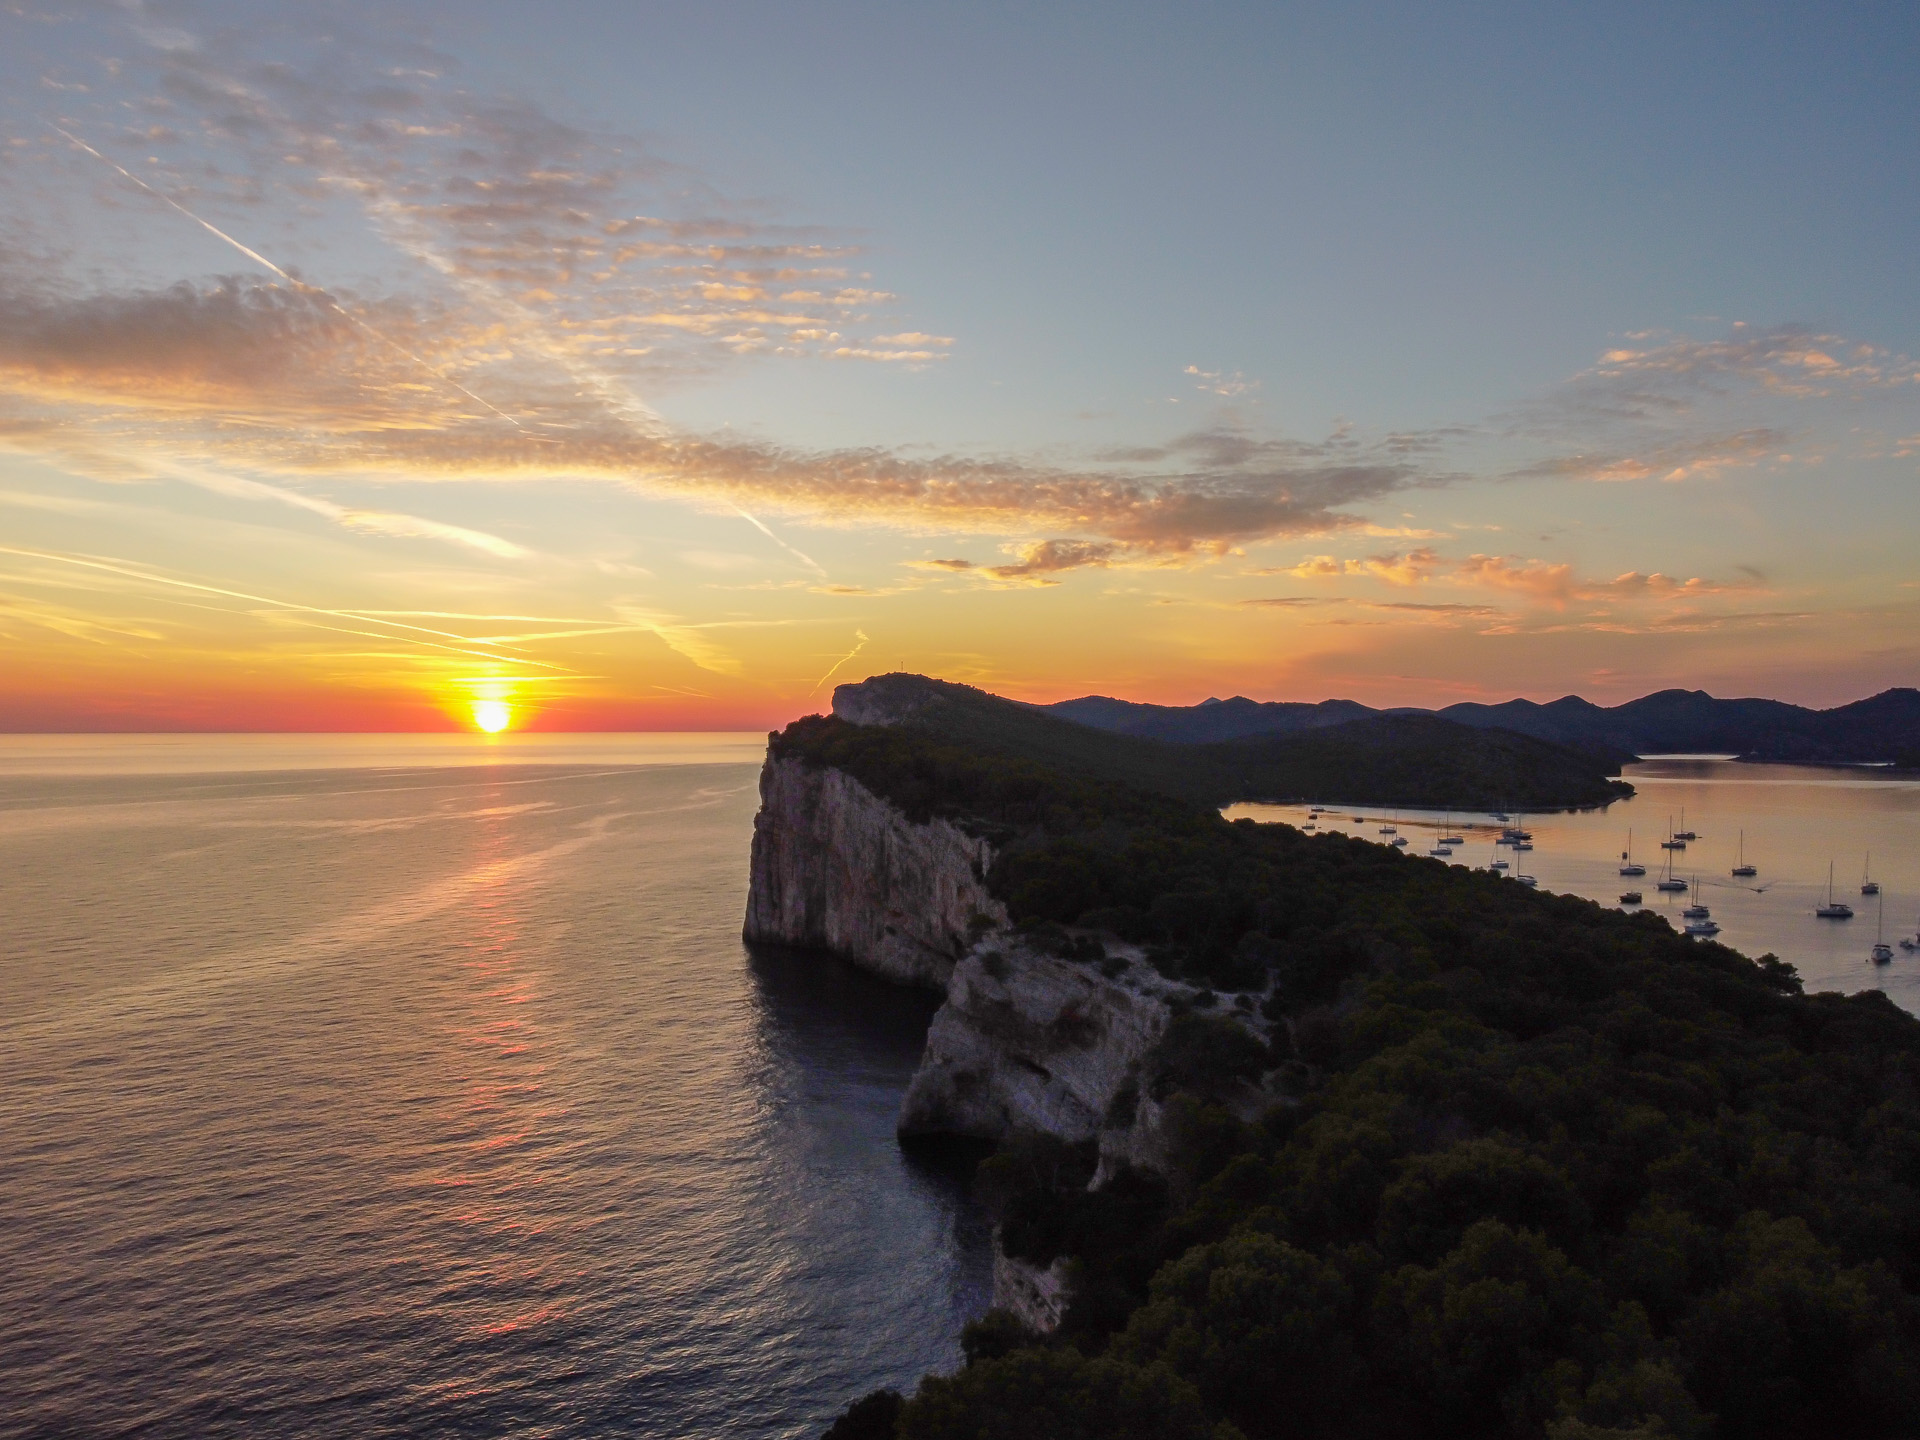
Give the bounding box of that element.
[830,673,1634,811]
[784,712,1920,1440]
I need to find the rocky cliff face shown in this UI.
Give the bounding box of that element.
[743,754,1006,989]
[899,942,1172,1144]
[741,735,1219,1335]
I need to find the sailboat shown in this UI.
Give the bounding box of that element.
[1901,914,1919,953]
[1656,847,1689,892]
[1661,815,1685,851]
[1620,830,1646,877]
[1870,893,1892,964]
[1439,811,1464,846]
[1674,807,1697,842]
[1683,879,1710,920]
[1862,855,1880,896]
[1489,845,1508,871]
[1816,861,1855,919]
[1731,830,1757,878]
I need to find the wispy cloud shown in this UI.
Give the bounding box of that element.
[1507,428,1790,484]
[1185,365,1257,397]
[8,3,1916,614]
[1277,545,1763,610]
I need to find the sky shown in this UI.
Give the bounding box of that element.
[1,0,1917,732]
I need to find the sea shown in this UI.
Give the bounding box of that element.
[1226,755,1920,1014]
[0,735,991,1440]
[6,742,1917,1440]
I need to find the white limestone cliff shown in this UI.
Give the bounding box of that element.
[743,753,1005,988]
[740,730,1229,1335]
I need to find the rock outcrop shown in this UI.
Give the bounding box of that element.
[743,753,1005,988]
[992,1247,1073,1333]
[899,944,1171,1142]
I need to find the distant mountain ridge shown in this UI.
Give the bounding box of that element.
[1039,685,1920,764]
[830,673,1633,810]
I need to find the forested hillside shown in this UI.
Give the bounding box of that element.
[785,713,1920,1440]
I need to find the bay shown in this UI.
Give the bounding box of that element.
[1227,756,1920,1013]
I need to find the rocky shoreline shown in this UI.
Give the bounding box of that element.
[743,696,1283,1329]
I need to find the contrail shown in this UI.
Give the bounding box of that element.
[50,124,528,431]
[729,502,827,576]
[361,192,671,440]
[808,628,869,696]
[365,189,821,577]
[0,544,577,672]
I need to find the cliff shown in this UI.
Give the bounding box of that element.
[741,727,1264,1335]
[743,753,1005,988]
[743,743,1175,1154]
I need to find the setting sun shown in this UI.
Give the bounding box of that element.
[471,700,512,733]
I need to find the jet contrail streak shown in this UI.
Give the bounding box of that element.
[808,628,869,696]
[50,125,528,431]
[362,193,670,440]
[0,545,577,672]
[730,503,826,575]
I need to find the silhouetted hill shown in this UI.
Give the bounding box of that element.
[1037,684,1920,764]
[831,673,1631,810]
[1044,694,1376,744]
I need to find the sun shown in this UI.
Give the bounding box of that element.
[472,700,512,733]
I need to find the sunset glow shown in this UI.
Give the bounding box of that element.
[0,5,1914,731]
[471,701,512,735]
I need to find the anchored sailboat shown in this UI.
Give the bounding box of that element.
[1732,829,1756,878]
[1620,830,1646,877]
[1862,854,1880,897]
[1817,861,1855,919]
[1871,893,1893,964]
[1656,846,1688,892]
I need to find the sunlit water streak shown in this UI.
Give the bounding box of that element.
[0,740,989,1439]
[1226,756,1920,1013]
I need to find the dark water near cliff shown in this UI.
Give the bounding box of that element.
[0,741,991,1439]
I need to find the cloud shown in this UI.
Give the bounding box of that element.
[1452,553,1577,602]
[1510,428,1790,484]
[1239,595,1340,608]
[609,605,744,675]
[1582,326,1920,398]
[0,278,1429,551]
[21,9,1903,599]
[1270,544,1761,612]
[17,9,934,399]
[1365,601,1502,615]
[980,539,1120,583]
[1185,365,1257,397]
[1279,547,1444,584]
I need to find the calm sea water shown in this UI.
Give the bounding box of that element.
[0,737,990,1440]
[1227,756,1920,1013]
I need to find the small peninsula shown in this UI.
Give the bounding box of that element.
[748,674,1920,1440]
